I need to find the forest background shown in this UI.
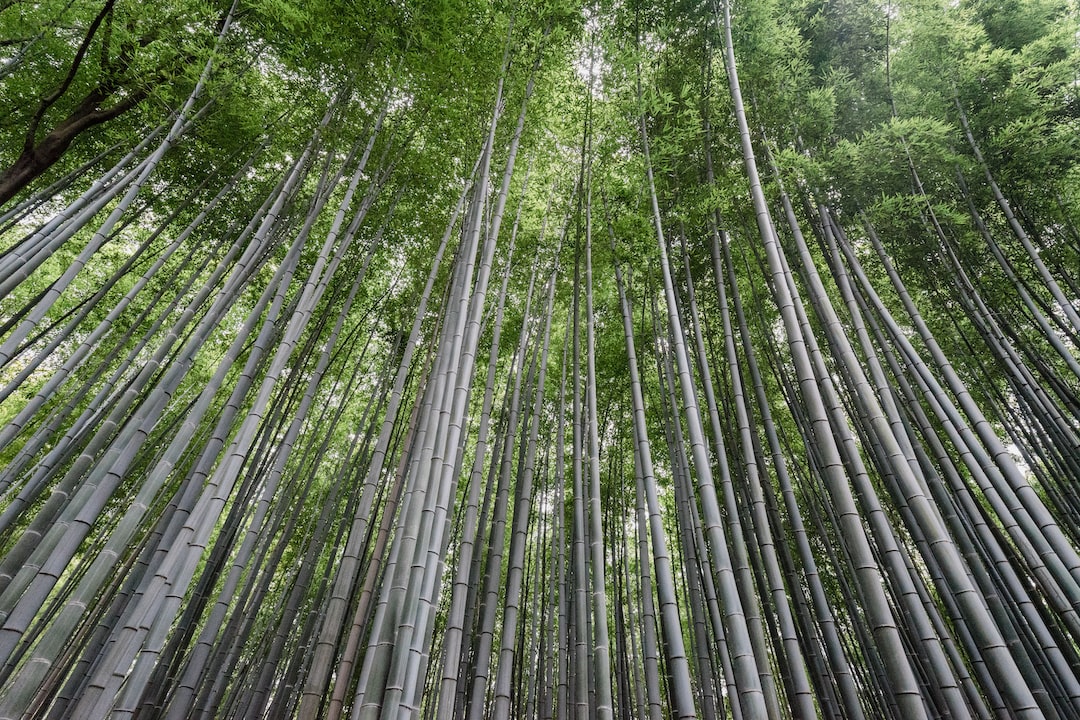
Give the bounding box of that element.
[0,0,1078,717]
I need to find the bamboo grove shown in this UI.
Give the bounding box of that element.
[0,0,1078,717]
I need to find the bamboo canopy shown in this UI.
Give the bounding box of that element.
[0,0,1078,717]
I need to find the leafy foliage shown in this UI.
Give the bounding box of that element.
[0,0,1077,717]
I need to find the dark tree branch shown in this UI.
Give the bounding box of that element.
[24,0,116,153]
[0,84,145,206]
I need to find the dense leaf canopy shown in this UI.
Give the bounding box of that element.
[0,0,1077,717]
